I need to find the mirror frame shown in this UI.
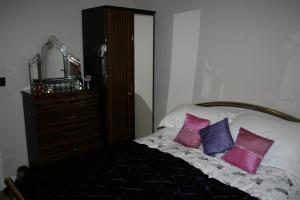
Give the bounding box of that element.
[29,36,83,95]
[29,53,42,85]
[41,36,69,80]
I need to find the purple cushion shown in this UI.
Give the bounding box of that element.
[222,128,274,173]
[174,113,210,148]
[200,118,234,155]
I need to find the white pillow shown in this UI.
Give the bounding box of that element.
[158,104,241,128]
[230,113,300,179]
[229,113,282,141]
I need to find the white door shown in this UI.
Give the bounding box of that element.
[134,14,154,138]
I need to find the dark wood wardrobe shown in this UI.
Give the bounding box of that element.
[82,6,155,145]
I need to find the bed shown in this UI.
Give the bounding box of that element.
[4,102,300,200]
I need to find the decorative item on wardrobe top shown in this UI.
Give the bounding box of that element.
[29,36,83,96]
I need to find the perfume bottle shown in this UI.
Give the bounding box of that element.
[84,75,92,90]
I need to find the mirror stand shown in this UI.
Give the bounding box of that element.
[31,78,83,96]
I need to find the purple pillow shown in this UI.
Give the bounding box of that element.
[200,118,234,155]
[222,128,274,173]
[174,113,210,148]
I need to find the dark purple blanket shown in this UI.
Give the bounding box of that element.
[17,142,258,200]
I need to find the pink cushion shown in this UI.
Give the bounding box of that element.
[222,128,274,173]
[235,128,274,156]
[174,113,210,148]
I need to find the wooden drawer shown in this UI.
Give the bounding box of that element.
[37,103,98,129]
[38,121,100,161]
[39,134,100,162]
[35,90,98,112]
[38,121,100,143]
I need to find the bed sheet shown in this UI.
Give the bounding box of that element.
[13,141,258,200]
[135,127,300,200]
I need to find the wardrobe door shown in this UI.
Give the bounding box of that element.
[134,14,154,138]
[105,8,134,144]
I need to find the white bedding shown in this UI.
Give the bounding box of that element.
[135,127,300,200]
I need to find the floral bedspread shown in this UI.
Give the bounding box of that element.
[135,127,300,200]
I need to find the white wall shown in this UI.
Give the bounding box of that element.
[1,0,300,181]
[0,0,135,178]
[167,9,200,112]
[134,0,300,127]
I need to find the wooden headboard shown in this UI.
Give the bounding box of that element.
[197,101,300,123]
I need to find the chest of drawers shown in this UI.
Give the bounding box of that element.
[22,90,101,166]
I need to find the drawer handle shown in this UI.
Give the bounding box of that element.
[74,144,79,152]
[64,97,77,103]
[67,113,77,119]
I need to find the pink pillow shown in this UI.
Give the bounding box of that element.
[174,113,210,148]
[222,128,274,173]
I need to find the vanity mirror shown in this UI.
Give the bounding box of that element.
[29,36,82,95]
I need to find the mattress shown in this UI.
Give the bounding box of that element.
[136,127,300,200]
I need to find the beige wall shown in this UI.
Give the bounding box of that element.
[134,0,300,127]
[0,0,135,179]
